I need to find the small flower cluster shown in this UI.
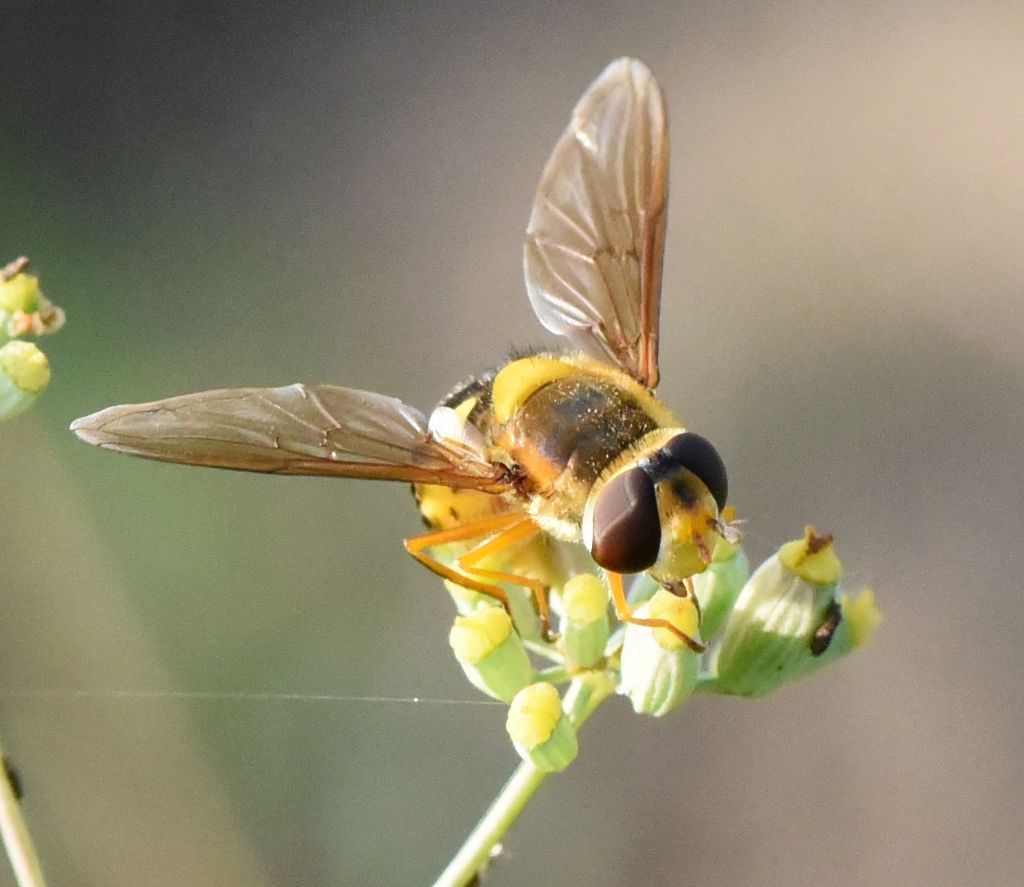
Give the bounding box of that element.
[0,257,64,422]
[446,525,880,772]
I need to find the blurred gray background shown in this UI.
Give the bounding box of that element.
[2,2,1022,885]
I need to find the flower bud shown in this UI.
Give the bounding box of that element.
[0,268,40,315]
[0,341,50,420]
[691,537,749,641]
[710,527,878,696]
[445,579,541,642]
[0,261,64,339]
[449,606,534,702]
[559,573,610,669]
[619,589,700,716]
[841,587,882,649]
[506,682,578,772]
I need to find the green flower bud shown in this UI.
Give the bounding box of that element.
[619,589,700,716]
[506,682,578,772]
[559,573,610,669]
[0,341,50,420]
[710,527,878,696]
[449,606,534,702]
[691,537,749,641]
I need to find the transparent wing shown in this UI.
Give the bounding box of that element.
[70,384,510,492]
[524,57,669,389]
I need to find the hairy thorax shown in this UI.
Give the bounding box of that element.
[490,354,678,541]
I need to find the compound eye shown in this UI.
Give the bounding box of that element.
[589,467,661,574]
[660,432,728,510]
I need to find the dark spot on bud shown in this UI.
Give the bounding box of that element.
[810,600,843,656]
[590,467,661,574]
[658,433,728,510]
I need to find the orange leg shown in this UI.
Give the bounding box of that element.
[457,518,553,640]
[606,572,706,654]
[404,512,552,638]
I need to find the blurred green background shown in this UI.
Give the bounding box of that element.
[2,2,1023,885]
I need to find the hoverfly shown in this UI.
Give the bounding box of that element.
[71,58,732,650]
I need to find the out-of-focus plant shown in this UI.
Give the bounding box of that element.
[0,257,64,423]
[0,255,60,887]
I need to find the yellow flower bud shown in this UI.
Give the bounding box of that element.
[0,341,50,420]
[449,607,534,702]
[0,341,50,392]
[0,270,40,314]
[778,526,842,586]
[449,607,511,663]
[619,590,700,716]
[560,574,610,669]
[562,574,607,625]
[507,682,561,748]
[843,588,882,649]
[506,683,578,772]
[0,259,63,338]
[445,579,541,641]
[648,589,700,651]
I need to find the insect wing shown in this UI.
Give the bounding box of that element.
[524,57,668,389]
[71,384,509,491]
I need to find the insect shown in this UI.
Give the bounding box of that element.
[71,58,733,650]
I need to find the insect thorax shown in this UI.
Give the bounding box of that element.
[413,355,680,541]
[492,355,677,540]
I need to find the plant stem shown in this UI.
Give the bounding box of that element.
[432,758,547,887]
[433,671,615,887]
[0,744,47,887]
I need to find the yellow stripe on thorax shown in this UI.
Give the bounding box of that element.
[492,353,679,428]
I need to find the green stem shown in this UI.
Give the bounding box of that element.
[0,745,47,887]
[533,665,572,685]
[693,674,721,693]
[432,758,546,887]
[523,639,563,664]
[432,671,615,887]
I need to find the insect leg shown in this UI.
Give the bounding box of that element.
[456,517,554,641]
[606,571,706,654]
[404,512,527,615]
